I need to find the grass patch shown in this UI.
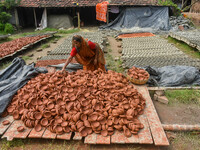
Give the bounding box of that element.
[105,53,124,73]
[167,36,200,59]
[22,56,32,61]
[41,44,50,49]
[0,61,12,70]
[165,89,200,105]
[1,139,25,150]
[58,28,80,34]
[171,132,200,150]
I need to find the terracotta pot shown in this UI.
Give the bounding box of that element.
[35,124,42,132]
[2,120,10,125]
[123,127,132,137]
[91,121,100,128]
[80,114,87,121]
[13,110,20,120]
[34,112,42,120]
[80,128,88,137]
[41,118,48,126]
[17,126,24,132]
[84,120,91,127]
[55,118,63,124]
[43,111,51,118]
[61,121,68,127]
[47,103,54,109]
[101,130,108,137]
[55,125,63,134]
[63,126,71,133]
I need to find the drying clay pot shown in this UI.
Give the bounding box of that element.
[2,120,10,125]
[41,118,48,126]
[17,126,24,132]
[35,124,42,132]
[101,130,108,137]
[34,112,42,120]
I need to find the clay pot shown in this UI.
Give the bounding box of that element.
[17,126,24,132]
[2,120,10,125]
[63,126,71,133]
[7,106,15,113]
[13,110,20,120]
[123,127,132,137]
[88,114,98,122]
[41,118,48,126]
[80,114,87,121]
[84,120,91,127]
[91,121,100,128]
[35,124,42,132]
[55,118,63,124]
[34,112,42,120]
[80,128,88,137]
[55,125,63,134]
[47,103,54,109]
[101,130,108,137]
[61,121,68,127]
[43,111,51,118]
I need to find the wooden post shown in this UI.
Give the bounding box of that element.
[107,7,109,24]
[77,11,80,29]
[33,8,37,28]
[14,8,19,28]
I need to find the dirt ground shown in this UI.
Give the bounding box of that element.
[1,28,200,150]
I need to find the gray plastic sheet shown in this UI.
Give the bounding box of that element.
[0,57,48,115]
[100,6,170,32]
[145,66,200,87]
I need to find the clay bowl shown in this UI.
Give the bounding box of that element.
[34,112,43,120]
[13,110,20,120]
[34,124,42,132]
[55,126,63,134]
[41,118,49,126]
[55,118,63,124]
[101,130,108,137]
[80,128,88,137]
[7,106,15,114]
[63,126,71,133]
[47,103,54,109]
[61,121,68,127]
[43,111,52,118]
[2,120,10,126]
[124,127,132,137]
[84,120,91,128]
[17,126,24,132]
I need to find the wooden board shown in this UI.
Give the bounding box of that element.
[73,132,82,140]
[84,133,110,144]
[1,120,32,141]
[0,116,14,135]
[136,85,169,146]
[110,115,152,144]
[56,132,72,140]
[28,127,45,138]
[42,129,56,139]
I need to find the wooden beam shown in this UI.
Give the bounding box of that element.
[107,8,109,24]
[147,86,200,91]
[14,8,19,28]
[33,8,37,28]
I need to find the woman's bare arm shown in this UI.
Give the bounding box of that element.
[61,55,73,72]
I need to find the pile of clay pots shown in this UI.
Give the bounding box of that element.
[0,35,49,58]
[6,69,146,137]
[127,66,149,85]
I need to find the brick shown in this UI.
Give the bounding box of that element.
[157,96,169,104]
[155,90,165,96]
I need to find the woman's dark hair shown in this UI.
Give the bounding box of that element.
[72,35,82,43]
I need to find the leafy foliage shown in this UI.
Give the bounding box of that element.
[158,0,181,16]
[4,23,13,33]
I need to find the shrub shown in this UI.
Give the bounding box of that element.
[4,23,13,33]
[0,23,4,31]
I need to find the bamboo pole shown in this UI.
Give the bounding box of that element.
[148,87,200,91]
